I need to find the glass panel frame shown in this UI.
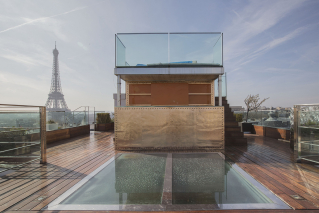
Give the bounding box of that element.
[294,104,319,163]
[0,104,46,172]
[115,32,223,67]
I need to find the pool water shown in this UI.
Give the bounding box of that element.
[47,153,290,211]
[62,153,167,205]
[172,153,270,204]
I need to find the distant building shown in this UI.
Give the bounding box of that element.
[260,106,269,110]
[230,106,245,112]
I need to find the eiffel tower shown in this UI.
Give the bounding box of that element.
[45,42,70,112]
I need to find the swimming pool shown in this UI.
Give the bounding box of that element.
[46,152,290,211]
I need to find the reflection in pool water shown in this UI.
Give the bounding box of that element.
[49,152,289,210]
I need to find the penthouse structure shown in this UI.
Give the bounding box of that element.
[114,33,227,150]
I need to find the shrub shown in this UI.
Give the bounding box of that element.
[235,114,243,122]
[96,113,111,124]
[47,120,55,124]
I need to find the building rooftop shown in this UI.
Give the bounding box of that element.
[1,132,319,212]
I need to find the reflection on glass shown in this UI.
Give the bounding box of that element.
[61,153,167,205]
[46,110,89,131]
[115,33,222,67]
[298,109,319,163]
[116,34,168,67]
[0,109,41,169]
[172,153,272,204]
[215,74,227,97]
[170,33,222,66]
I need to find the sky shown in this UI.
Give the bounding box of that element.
[0,0,318,111]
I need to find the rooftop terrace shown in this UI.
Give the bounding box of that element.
[1,132,319,212]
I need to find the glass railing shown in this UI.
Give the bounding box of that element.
[233,110,291,130]
[215,73,227,98]
[0,104,46,172]
[46,107,90,131]
[294,104,319,163]
[115,33,223,67]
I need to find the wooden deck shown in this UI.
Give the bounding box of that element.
[1,132,319,213]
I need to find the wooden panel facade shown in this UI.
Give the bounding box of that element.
[126,82,215,106]
[151,83,189,105]
[115,106,224,150]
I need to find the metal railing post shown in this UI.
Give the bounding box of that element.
[40,106,47,164]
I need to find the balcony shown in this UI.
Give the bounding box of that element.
[114,33,224,82]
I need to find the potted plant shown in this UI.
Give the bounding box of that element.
[95,113,112,131]
[242,94,269,133]
[46,120,58,131]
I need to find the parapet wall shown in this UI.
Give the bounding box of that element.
[115,106,224,150]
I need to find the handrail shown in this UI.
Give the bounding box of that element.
[0,104,45,107]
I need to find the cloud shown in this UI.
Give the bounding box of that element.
[0,6,87,35]
[239,25,313,66]
[77,42,88,51]
[224,0,305,62]
[258,67,302,73]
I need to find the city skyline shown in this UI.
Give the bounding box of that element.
[0,0,318,111]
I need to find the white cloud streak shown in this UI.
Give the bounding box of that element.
[0,6,87,34]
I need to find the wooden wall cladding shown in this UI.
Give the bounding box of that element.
[151,83,188,105]
[189,95,211,104]
[129,95,151,105]
[129,84,151,94]
[127,82,214,106]
[115,106,224,150]
[189,84,211,93]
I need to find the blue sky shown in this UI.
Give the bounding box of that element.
[0,0,318,111]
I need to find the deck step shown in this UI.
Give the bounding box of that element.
[225,127,241,132]
[226,131,244,137]
[225,121,239,127]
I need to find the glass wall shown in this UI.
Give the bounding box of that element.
[295,104,319,163]
[0,105,45,172]
[116,33,223,67]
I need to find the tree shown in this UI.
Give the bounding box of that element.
[244,94,269,122]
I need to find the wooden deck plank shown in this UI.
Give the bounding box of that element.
[1,132,319,212]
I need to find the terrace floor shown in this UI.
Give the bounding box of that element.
[1,132,319,213]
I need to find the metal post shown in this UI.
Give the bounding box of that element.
[218,75,222,106]
[117,75,121,107]
[168,32,170,64]
[294,105,300,162]
[40,106,47,164]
